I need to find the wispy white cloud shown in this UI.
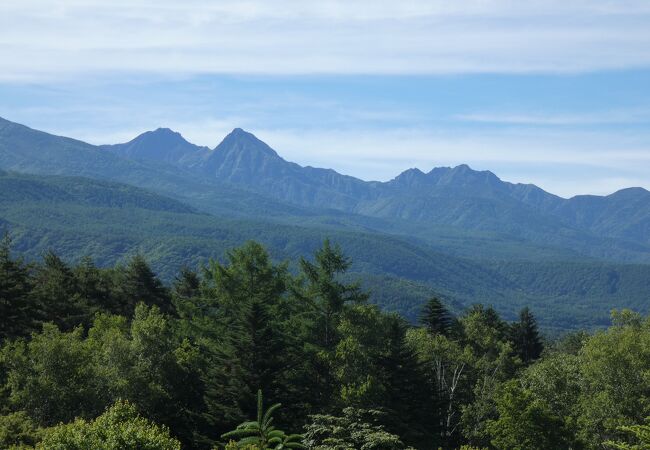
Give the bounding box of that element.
[1,0,650,80]
[456,109,650,126]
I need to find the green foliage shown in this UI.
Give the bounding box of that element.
[377,318,431,448]
[4,168,650,331]
[486,381,575,450]
[300,239,369,350]
[0,233,39,342]
[303,408,405,450]
[113,254,172,315]
[221,390,304,449]
[3,323,103,425]
[31,250,89,331]
[3,238,650,450]
[508,307,544,364]
[0,411,41,448]
[577,314,650,447]
[38,400,181,450]
[420,297,453,337]
[2,304,205,445]
[605,418,650,449]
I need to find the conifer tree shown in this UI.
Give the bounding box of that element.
[32,250,88,330]
[74,256,119,317]
[202,242,299,427]
[379,317,433,448]
[0,233,38,341]
[172,267,201,300]
[115,254,171,316]
[300,239,368,350]
[509,307,544,365]
[420,297,453,337]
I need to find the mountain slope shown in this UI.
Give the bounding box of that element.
[1,171,650,331]
[101,127,210,165]
[3,117,650,331]
[198,128,371,210]
[2,116,650,264]
[144,125,650,254]
[0,117,327,221]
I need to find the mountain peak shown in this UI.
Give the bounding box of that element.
[215,128,279,157]
[102,127,207,163]
[151,127,179,136]
[135,127,186,143]
[390,168,427,187]
[607,186,650,200]
[222,127,261,141]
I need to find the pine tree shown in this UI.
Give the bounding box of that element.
[420,297,453,337]
[509,307,544,364]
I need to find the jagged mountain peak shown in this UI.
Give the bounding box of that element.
[390,168,428,187]
[214,128,279,157]
[198,128,287,182]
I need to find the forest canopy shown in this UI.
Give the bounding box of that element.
[1,235,648,449]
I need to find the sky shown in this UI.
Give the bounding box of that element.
[1,1,650,197]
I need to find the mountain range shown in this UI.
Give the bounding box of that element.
[1,115,649,331]
[100,122,650,260]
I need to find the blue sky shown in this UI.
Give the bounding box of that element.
[1,1,650,197]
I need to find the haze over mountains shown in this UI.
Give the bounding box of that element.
[1,115,650,331]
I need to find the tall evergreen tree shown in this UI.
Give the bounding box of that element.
[73,256,114,316]
[420,297,453,337]
[202,242,295,421]
[0,234,38,341]
[114,254,171,316]
[298,240,369,414]
[172,267,201,300]
[509,307,544,365]
[299,239,368,350]
[379,317,433,448]
[32,251,89,330]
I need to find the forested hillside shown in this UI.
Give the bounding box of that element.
[3,171,650,330]
[1,238,649,449]
[3,116,650,264]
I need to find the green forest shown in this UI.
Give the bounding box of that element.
[1,235,649,449]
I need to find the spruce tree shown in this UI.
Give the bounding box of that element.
[379,317,433,448]
[300,239,368,350]
[32,250,89,330]
[172,267,201,300]
[510,307,544,364]
[115,254,172,316]
[0,234,38,341]
[420,297,453,337]
[74,256,113,314]
[203,242,295,421]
